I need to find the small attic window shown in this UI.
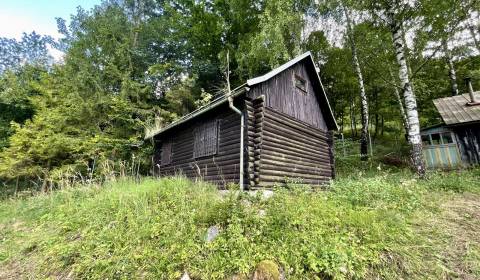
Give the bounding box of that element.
[294,74,307,94]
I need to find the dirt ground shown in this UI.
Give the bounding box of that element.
[426,193,480,279]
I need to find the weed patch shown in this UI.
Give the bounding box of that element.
[0,169,479,279]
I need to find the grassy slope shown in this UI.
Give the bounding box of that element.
[0,169,479,279]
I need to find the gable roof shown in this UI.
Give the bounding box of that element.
[433,92,480,125]
[145,52,337,139]
[247,52,313,86]
[247,51,338,131]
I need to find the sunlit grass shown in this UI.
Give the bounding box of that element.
[0,168,479,279]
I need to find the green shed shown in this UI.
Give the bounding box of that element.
[421,124,463,169]
[421,82,480,169]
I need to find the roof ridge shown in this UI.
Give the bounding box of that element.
[247,51,312,86]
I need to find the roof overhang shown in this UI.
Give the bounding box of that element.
[145,85,247,139]
[247,52,313,86]
[433,92,480,126]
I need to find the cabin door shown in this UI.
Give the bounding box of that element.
[422,131,462,169]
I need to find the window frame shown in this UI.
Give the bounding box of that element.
[440,132,454,144]
[421,134,431,146]
[193,119,219,159]
[421,131,456,147]
[293,73,308,94]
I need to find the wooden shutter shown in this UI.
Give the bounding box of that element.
[194,120,218,158]
[161,140,172,165]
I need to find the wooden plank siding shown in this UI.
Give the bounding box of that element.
[154,104,241,187]
[453,123,480,165]
[248,60,328,131]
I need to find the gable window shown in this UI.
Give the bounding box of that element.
[193,120,218,158]
[294,74,308,94]
[161,140,172,165]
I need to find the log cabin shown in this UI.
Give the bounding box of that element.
[145,52,338,189]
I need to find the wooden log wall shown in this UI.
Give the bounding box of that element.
[154,107,241,187]
[253,106,334,188]
[245,96,265,188]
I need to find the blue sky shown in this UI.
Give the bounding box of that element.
[0,0,101,39]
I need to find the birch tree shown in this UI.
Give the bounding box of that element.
[389,71,409,136]
[442,38,459,96]
[317,0,371,159]
[459,0,480,53]
[358,0,426,176]
[343,5,370,160]
[387,4,425,176]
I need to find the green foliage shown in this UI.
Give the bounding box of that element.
[0,32,54,73]
[1,169,478,279]
[0,0,267,187]
[1,0,480,191]
[238,0,306,76]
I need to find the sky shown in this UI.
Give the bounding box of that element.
[0,0,101,40]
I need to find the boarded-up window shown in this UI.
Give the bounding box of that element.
[161,140,172,165]
[194,120,218,158]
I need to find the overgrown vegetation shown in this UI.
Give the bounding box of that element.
[2,0,480,186]
[1,167,479,279]
[1,1,480,277]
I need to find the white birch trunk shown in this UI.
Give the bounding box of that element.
[388,8,425,176]
[344,6,369,160]
[392,75,409,136]
[468,24,480,52]
[442,39,459,96]
[388,70,409,130]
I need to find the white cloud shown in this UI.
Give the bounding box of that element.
[0,9,61,40]
[47,44,65,62]
[0,8,64,61]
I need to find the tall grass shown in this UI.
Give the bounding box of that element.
[0,169,479,279]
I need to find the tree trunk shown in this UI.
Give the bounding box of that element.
[388,9,425,177]
[373,88,379,140]
[381,115,384,136]
[340,111,344,134]
[442,39,459,96]
[15,176,19,197]
[350,95,357,138]
[392,76,409,137]
[458,1,480,52]
[344,6,369,160]
[468,22,480,52]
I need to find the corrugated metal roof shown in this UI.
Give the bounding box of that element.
[433,92,480,125]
